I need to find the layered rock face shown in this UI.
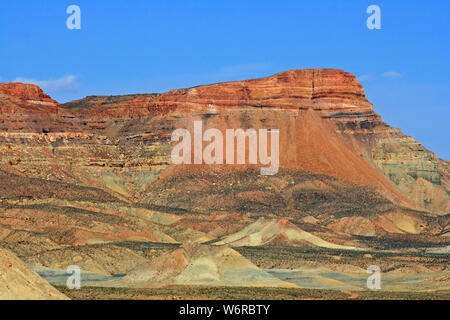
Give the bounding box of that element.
[0,83,76,133]
[1,72,449,298]
[79,69,445,214]
[0,83,58,106]
[0,69,447,216]
[157,69,372,112]
[153,69,446,213]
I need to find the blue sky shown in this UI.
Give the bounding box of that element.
[0,0,448,159]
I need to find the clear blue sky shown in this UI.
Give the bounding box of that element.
[0,1,448,159]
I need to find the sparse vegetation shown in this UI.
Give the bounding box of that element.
[56,285,450,300]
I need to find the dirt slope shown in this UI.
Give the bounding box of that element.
[0,247,68,300]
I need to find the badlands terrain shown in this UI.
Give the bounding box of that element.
[0,69,448,299]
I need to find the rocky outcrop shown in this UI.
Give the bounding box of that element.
[0,70,448,216]
[0,74,448,298]
[0,83,58,106]
[156,69,372,112]
[0,83,77,134]
[56,69,447,213]
[154,69,446,214]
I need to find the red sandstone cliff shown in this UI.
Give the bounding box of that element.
[0,70,447,215]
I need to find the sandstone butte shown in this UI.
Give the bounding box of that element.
[0,69,448,216]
